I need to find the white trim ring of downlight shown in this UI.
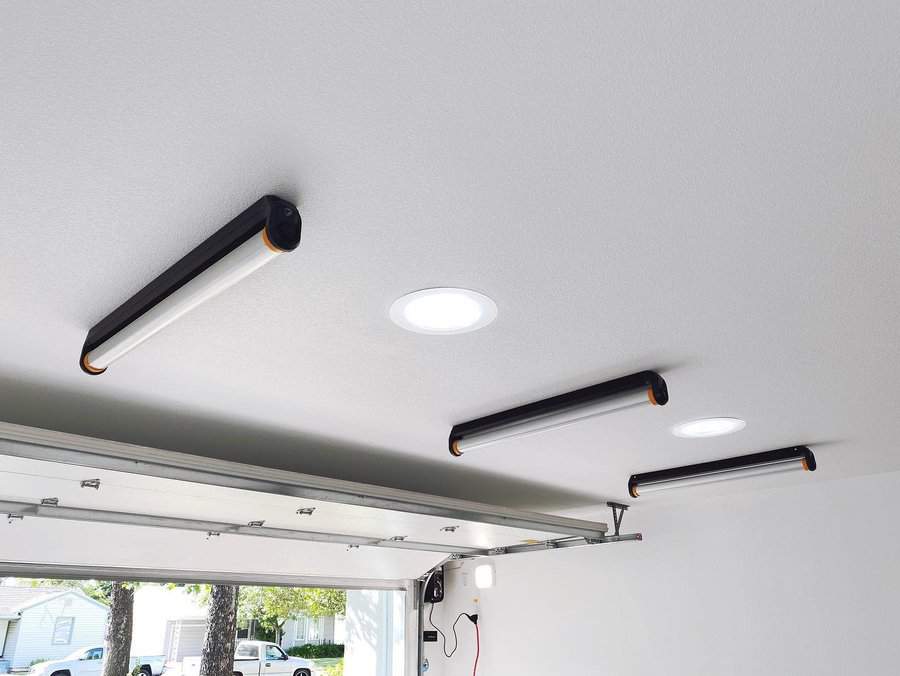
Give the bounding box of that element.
[389,288,498,335]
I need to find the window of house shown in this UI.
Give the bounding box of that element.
[307,619,320,643]
[52,617,75,645]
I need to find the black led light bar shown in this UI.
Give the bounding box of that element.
[79,195,301,375]
[628,445,817,498]
[449,370,669,457]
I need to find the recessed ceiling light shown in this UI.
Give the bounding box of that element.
[390,288,497,334]
[672,417,746,438]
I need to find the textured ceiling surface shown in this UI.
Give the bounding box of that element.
[1,2,898,516]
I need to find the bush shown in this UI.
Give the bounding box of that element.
[286,644,344,659]
[29,659,50,668]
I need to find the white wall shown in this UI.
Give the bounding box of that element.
[7,593,108,669]
[426,470,900,676]
[333,616,346,645]
[131,586,207,657]
[344,590,405,676]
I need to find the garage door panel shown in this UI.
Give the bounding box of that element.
[0,517,445,581]
[0,455,581,548]
[0,423,610,584]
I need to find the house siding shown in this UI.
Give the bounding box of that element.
[162,621,206,662]
[3,621,21,665]
[280,615,337,649]
[1,620,10,657]
[7,594,108,670]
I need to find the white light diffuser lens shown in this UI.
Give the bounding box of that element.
[390,288,497,334]
[474,562,495,589]
[672,417,746,438]
[636,458,807,495]
[85,232,281,370]
[455,388,651,454]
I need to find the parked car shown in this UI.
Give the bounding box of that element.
[182,641,314,676]
[28,647,165,676]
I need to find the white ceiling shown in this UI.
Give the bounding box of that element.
[1,2,898,517]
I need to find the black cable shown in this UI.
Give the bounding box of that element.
[428,603,469,658]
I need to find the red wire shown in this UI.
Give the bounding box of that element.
[472,623,480,675]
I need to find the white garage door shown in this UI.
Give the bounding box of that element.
[166,621,208,662]
[0,422,611,587]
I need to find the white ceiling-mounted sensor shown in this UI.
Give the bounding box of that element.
[672,417,746,438]
[474,562,495,589]
[390,287,497,334]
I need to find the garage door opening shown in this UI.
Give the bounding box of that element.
[0,578,409,676]
[0,422,630,676]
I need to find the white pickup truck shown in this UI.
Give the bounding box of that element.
[182,641,314,676]
[28,647,165,676]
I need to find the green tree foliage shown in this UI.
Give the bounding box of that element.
[236,587,345,641]
[176,584,345,643]
[26,578,135,604]
[297,588,346,618]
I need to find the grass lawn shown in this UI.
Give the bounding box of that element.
[310,658,342,667]
[310,657,343,674]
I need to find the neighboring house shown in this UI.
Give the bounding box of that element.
[280,616,343,649]
[132,587,207,664]
[131,587,341,666]
[0,588,108,673]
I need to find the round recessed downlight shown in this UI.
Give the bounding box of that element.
[672,417,746,438]
[390,288,497,334]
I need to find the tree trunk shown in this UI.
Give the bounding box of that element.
[200,585,240,676]
[102,583,134,676]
